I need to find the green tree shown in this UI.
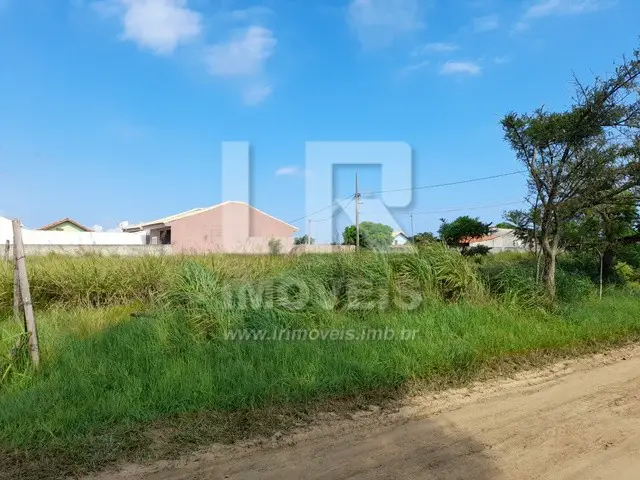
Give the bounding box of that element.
[294,235,315,245]
[342,222,393,250]
[438,216,491,252]
[495,222,516,229]
[501,49,640,298]
[410,232,439,245]
[564,194,639,282]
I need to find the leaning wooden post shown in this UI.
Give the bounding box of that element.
[12,219,40,368]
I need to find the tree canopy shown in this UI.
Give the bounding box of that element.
[501,48,640,297]
[410,232,439,245]
[343,222,393,250]
[438,216,491,250]
[294,235,315,245]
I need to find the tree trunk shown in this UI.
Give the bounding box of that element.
[540,230,559,299]
[602,248,615,280]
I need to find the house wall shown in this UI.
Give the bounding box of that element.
[470,229,528,253]
[168,202,296,254]
[392,234,408,246]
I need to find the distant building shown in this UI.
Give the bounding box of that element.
[392,231,409,246]
[467,228,528,253]
[39,218,93,232]
[123,201,298,254]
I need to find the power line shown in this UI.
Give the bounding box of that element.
[287,170,527,224]
[364,170,526,195]
[311,197,355,223]
[404,199,526,216]
[287,194,354,224]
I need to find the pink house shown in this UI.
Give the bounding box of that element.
[124,201,298,254]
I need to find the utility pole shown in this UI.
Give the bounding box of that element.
[410,213,415,239]
[307,219,311,246]
[355,173,360,251]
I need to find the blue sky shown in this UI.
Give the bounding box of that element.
[0,0,638,241]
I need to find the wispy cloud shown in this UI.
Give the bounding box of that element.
[242,84,273,106]
[275,166,308,177]
[515,0,615,32]
[412,42,459,55]
[493,55,510,65]
[440,61,481,75]
[397,60,430,77]
[348,0,423,48]
[473,14,499,32]
[206,26,276,77]
[226,6,273,22]
[205,26,277,105]
[524,0,613,18]
[93,0,202,55]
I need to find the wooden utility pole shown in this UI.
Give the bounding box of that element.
[11,219,40,368]
[410,214,415,239]
[307,219,311,247]
[355,174,360,251]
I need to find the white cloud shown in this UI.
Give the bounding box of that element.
[94,0,202,55]
[227,6,273,22]
[412,42,459,55]
[92,222,129,232]
[440,61,481,75]
[515,0,614,31]
[206,26,276,77]
[275,166,303,176]
[397,60,430,77]
[349,0,423,48]
[493,55,510,65]
[524,0,613,19]
[242,84,273,105]
[473,14,499,32]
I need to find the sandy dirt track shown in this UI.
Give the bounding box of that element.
[95,346,640,480]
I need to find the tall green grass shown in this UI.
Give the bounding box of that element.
[1,248,639,478]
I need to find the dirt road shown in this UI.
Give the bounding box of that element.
[96,346,640,480]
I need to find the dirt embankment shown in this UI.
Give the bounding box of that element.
[93,345,640,480]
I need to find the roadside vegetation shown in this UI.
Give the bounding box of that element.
[1,246,640,479]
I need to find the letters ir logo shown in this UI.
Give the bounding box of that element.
[221,142,414,242]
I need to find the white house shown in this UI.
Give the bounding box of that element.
[467,228,528,253]
[392,231,409,246]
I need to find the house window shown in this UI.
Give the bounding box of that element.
[159,228,172,245]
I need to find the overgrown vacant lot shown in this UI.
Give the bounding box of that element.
[1,248,640,479]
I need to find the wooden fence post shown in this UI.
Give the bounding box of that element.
[13,243,22,324]
[12,219,40,368]
[3,240,8,272]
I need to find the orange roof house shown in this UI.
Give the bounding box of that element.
[39,218,93,232]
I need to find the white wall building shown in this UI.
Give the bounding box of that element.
[0,216,146,247]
